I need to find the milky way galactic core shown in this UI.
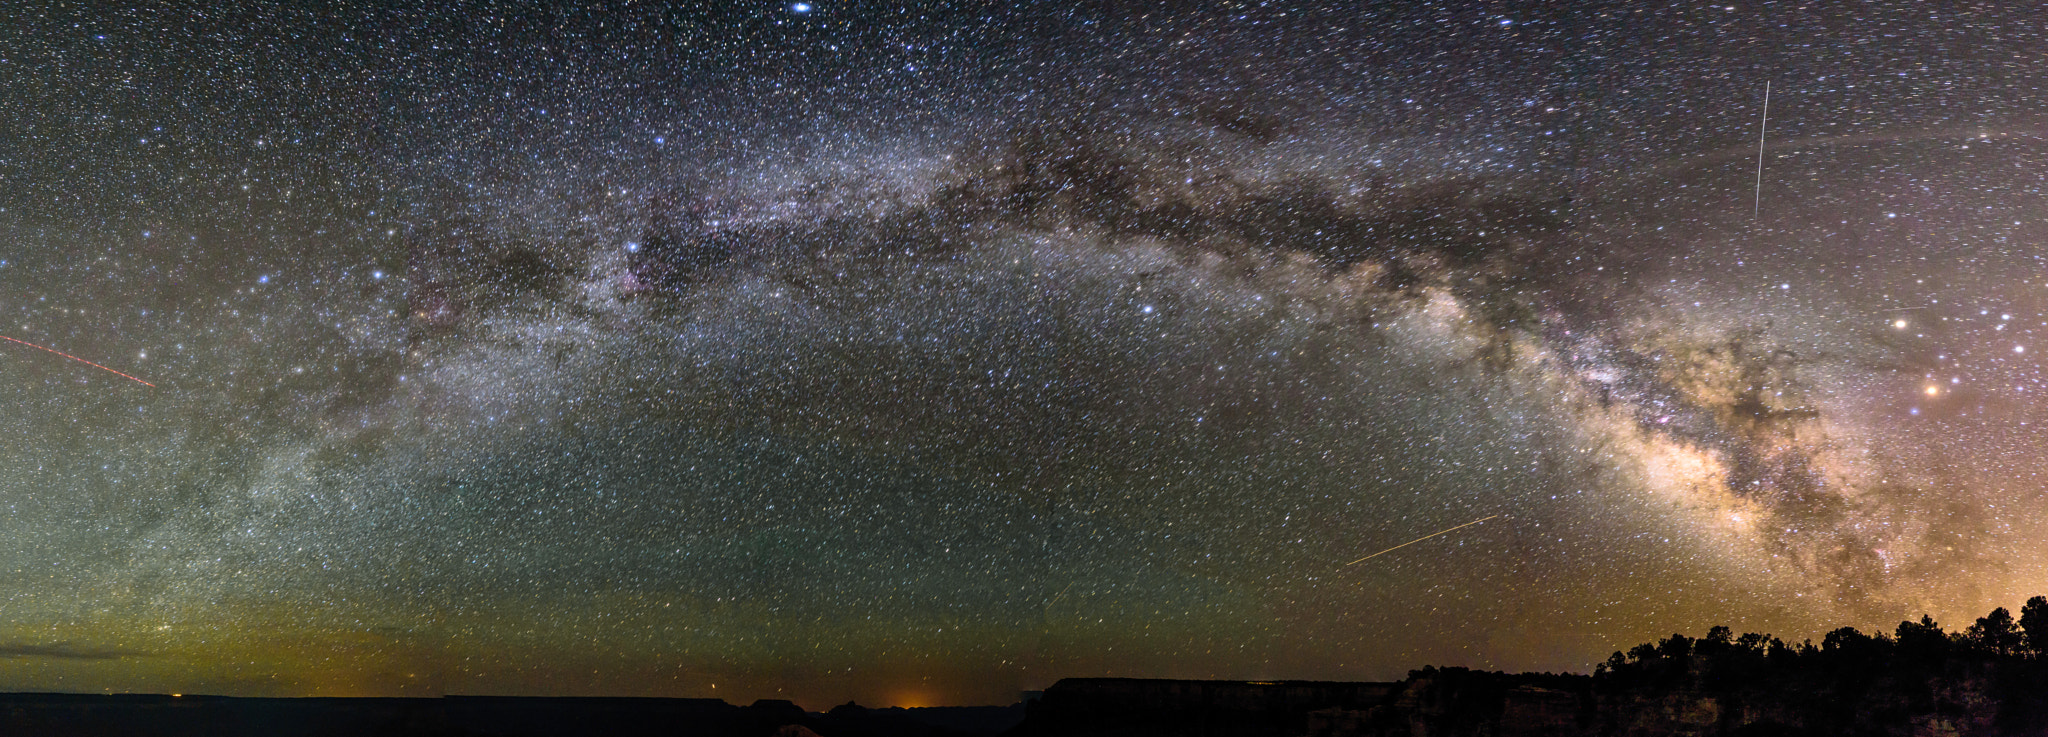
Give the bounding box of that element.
[1,1,2045,707]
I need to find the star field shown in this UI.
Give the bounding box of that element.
[2,0,2047,708]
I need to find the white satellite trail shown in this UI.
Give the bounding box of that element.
[1754,81,1770,218]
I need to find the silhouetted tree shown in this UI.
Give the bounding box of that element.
[1821,626,1874,653]
[1895,615,1950,661]
[1658,633,1694,659]
[1968,607,2024,656]
[1698,626,1734,655]
[1735,632,1770,654]
[1766,637,1797,663]
[2021,596,2048,657]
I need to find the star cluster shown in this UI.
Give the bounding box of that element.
[2,0,2046,708]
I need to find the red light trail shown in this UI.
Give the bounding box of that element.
[1,335,156,388]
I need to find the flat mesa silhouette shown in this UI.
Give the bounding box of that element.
[6,597,2048,736]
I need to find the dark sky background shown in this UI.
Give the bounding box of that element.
[3,0,2047,708]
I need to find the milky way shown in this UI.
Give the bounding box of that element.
[2,1,2046,707]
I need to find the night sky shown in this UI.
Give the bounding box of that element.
[3,0,2047,708]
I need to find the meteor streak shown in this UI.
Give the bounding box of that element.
[1,335,156,388]
[1345,515,1500,566]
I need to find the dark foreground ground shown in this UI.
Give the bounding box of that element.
[1013,631,2048,737]
[6,659,2045,737]
[0,693,1023,737]
[13,618,2048,736]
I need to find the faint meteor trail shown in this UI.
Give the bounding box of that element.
[0,335,156,387]
[1345,515,1500,566]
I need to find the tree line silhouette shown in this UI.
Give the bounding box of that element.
[1598,596,2048,681]
[1588,596,2048,733]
